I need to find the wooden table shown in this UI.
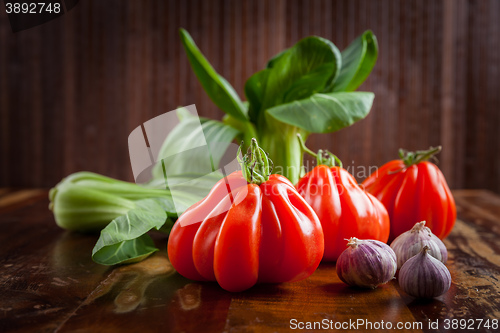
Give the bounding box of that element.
[0,189,499,332]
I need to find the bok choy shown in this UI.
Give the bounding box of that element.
[180,28,378,184]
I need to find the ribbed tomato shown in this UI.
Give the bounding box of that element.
[167,139,324,292]
[295,136,390,262]
[362,146,456,241]
[296,165,390,261]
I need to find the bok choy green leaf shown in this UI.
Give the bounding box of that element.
[331,30,378,92]
[266,92,374,134]
[179,28,248,122]
[92,198,172,265]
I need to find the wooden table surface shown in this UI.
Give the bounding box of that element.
[0,189,499,333]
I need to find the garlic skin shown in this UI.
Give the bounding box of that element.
[390,221,448,269]
[399,245,451,298]
[336,237,397,289]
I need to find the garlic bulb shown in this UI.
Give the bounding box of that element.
[336,237,397,289]
[399,245,451,298]
[390,221,448,269]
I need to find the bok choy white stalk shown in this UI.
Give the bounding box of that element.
[49,172,176,233]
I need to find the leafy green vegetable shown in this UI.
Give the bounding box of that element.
[180,29,377,184]
[266,92,375,133]
[258,36,341,116]
[179,28,248,121]
[331,30,378,92]
[266,49,288,68]
[92,198,172,265]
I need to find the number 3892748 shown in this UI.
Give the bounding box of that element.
[443,319,498,330]
[5,3,61,14]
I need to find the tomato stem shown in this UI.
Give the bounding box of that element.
[399,146,442,167]
[237,138,273,185]
[297,134,343,169]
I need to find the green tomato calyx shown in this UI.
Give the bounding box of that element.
[399,146,442,167]
[297,134,343,169]
[238,138,273,185]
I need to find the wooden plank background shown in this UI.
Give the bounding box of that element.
[0,0,499,193]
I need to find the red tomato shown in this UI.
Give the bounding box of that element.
[296,164,390,262]
[167,170,324,292]
[362,147,456,241]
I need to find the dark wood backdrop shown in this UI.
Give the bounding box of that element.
[0,0,499,193]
